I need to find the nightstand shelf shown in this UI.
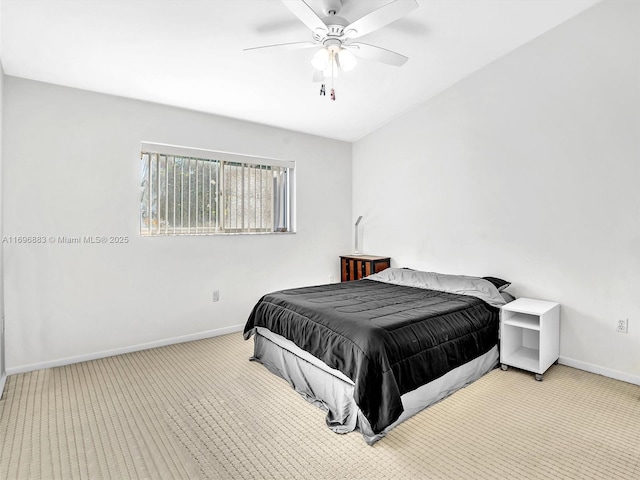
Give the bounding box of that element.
[500,298,560,381]
[503,312,541,330]
[503,346,539,372]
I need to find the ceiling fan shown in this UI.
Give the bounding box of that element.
[245,0,419,100]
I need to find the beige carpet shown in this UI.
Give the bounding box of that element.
[1,333,639,480]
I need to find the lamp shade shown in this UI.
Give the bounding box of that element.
[338,48,357,71]
[311,48,330,71]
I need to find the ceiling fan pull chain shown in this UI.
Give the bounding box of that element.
[320,83,326,96]
[331,51,336,101]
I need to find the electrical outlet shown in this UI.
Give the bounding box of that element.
[329,274,336,284]
[617,319,628,333]
[212,290,220,302]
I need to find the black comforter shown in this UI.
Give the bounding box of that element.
[244,279,499,434]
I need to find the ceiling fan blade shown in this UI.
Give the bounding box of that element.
[346,43,408,66]
[281,0,328,34]
[344,0,418,39]
[244,41,318,53]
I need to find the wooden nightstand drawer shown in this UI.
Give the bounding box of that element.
[339,255,390,282]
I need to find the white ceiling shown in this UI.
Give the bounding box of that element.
[1,0,600,142]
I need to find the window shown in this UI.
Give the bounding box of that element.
[140,143,294,236]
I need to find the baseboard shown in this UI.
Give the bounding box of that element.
[0,373,6,399]
[559,356,640,386]
[6,324,244,376]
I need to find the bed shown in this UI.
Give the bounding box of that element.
[243,268,509,444]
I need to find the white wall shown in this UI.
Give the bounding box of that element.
[3,78,351,372]
[0,58,6,394]
[353,0,639,384]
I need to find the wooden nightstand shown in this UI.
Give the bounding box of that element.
[500,298,560,381]
[339,255,390,282]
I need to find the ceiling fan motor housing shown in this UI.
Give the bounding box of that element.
[313,15,349,45]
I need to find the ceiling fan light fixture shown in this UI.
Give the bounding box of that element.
[311,47,330,71]
[337,48,357,72]
[267,0,418,100]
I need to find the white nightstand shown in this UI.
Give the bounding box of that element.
[500,298,560,381]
